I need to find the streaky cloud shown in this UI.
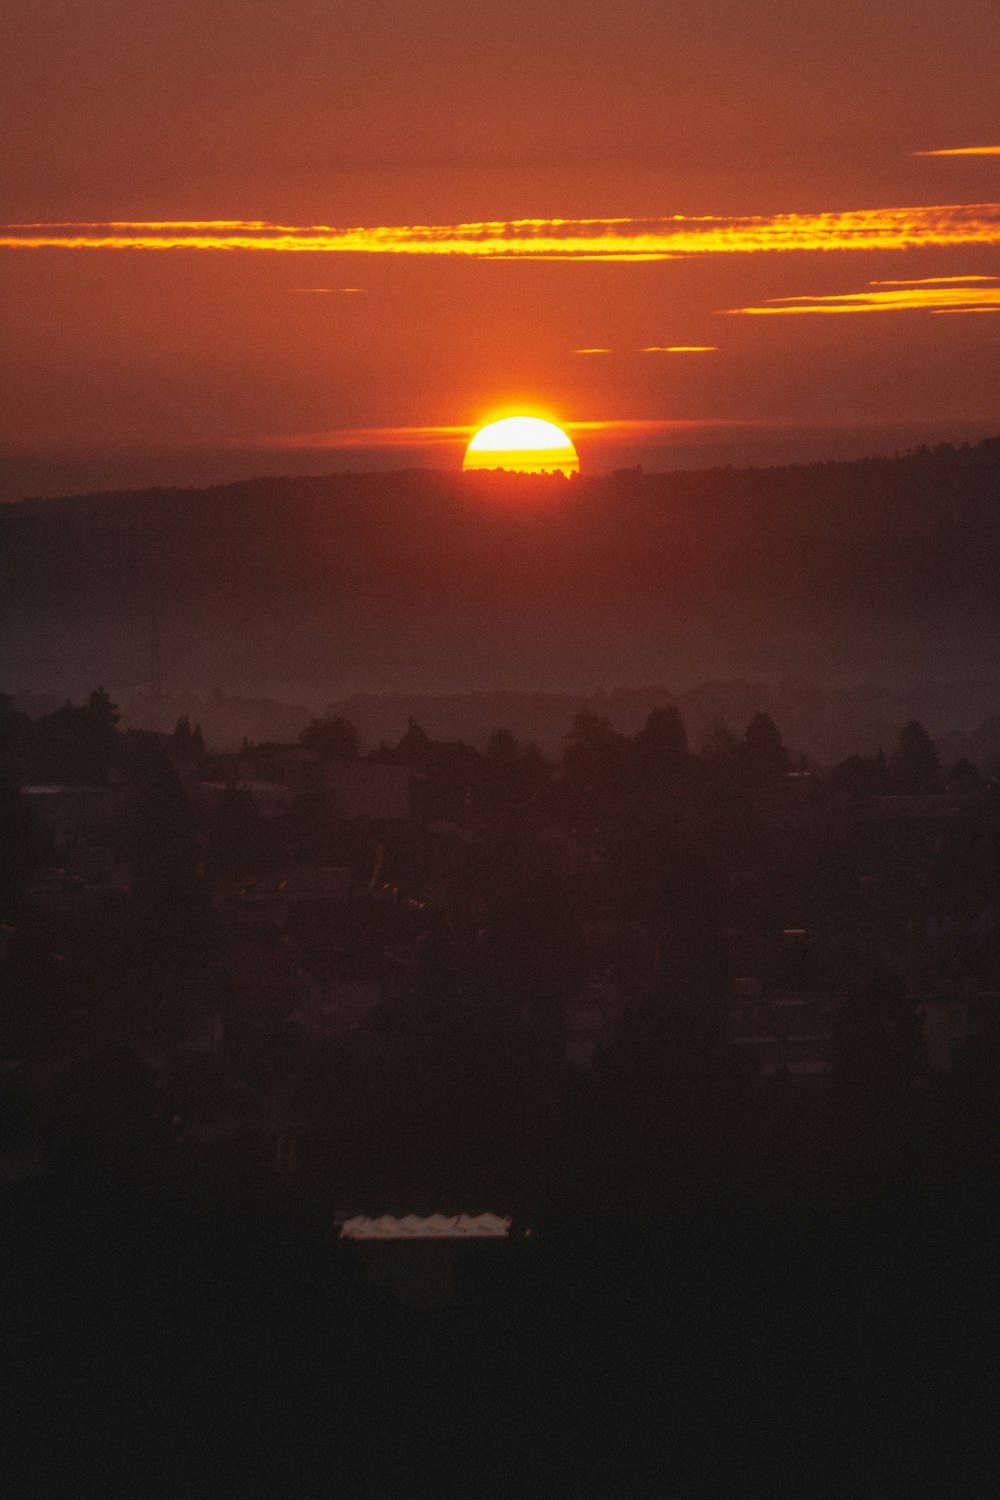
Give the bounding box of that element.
[268,418,745,449]
[914,146,1000,157]
[869,275,998,286]
[724,282,1000,316]
[5,204,1000,260]
[268,424,472,449]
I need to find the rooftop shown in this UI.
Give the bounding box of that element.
[338,1213,513,1240]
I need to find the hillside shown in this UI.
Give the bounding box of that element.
[4,440,1000,709]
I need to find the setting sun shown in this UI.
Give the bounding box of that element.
[463,416,580,475]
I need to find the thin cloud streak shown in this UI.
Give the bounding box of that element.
[869,275,998,285]
[724,281,1000,316]
[914,147,1000,157]
[269,424,471,449]
[268,418,744,449]
[5,204,1000,259]
[643,345,718,352]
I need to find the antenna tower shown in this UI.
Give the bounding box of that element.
[150,603,164,706]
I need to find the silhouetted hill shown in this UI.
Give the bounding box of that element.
[4,440,1000,712]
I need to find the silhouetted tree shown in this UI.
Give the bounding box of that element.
[829,751,890,797]
[422,739,482,822]
[34,687,121,784]
[699,722,739,769]
[631,706,690,788]
[890,719,942,794]
[299,715,359,761]
[86,687,119,738]
[520,742,551,795]
[479,728,522,812]
[394,717,432,764]
[740,712,790,782]
[172,714,207,764]
[479,729,550,812]
[562,711,627,820]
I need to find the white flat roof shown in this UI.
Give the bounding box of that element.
[338,1213,512,1240]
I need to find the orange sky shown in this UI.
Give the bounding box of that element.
[3,0,1000,488]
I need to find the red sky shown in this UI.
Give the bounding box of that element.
[4,0,1000,489]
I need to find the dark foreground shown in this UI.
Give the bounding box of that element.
[5,1156,1000,1499]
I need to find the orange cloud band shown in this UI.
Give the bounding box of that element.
[913,147,1000,157]
[5,205,1000,259]
[725,280,1000,315]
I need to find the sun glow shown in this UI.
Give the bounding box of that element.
[463,416,580,475]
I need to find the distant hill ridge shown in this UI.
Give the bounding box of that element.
[10,433,1000,511]
[4,438,1000,710]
